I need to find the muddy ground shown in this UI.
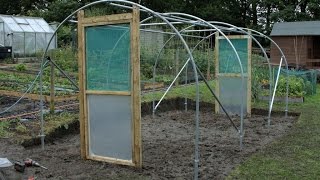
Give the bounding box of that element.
[0,104,297,180]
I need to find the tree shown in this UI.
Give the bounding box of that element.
[0,0,21,15]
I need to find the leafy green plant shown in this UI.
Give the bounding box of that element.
[3,57,13,64]
[277,75,306,97]
[0,121,12,138]
[48,46,78,73]
[155,75,175,85]
[251,66,270,99]
[15,64,27,71]
[15,122,28,133]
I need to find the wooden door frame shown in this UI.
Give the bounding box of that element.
[214,34,252,116]
[77,7,141,167]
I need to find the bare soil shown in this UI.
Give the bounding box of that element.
[0,106,297,180]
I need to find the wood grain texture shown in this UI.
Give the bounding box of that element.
[81,13,132,25]
[78,10,142,167]
[131,6,142,168]
[77,10,86,159]
[215,34,252,115]
[85,90,131,96]
[0,90,77,102]
[88,155,134,166]
[50,62,55,113]
[215,32,220,113]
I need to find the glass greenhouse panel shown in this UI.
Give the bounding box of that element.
[25,32,36,56]
[35,33,46,52]
[35,19,53,32]
[46,33,56,50]
[14,17,28,24]
[2,17,15,24]
[13,32,24,56]
[19,24,34,32]
[0,15,56,58]
[0,22,4,45]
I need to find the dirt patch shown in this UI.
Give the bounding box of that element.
[0,107,297,179]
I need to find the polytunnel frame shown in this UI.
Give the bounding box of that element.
[79,10,288,147]
[144,24,240,132]
[0,1,288,179]
[138,18,290,123]
[38,0,202,179]
[160,12,247,149]
[159,18,290,124]
[146,18,277,125]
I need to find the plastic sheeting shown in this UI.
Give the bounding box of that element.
[219,76,248,115]
[0,22,4,46]
[87,95,132,160]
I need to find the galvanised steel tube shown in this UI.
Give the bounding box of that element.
[269,56,283,126]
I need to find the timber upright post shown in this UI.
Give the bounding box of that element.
[78,6,141,167]
[77,10,86,159]
[50,60,55,114]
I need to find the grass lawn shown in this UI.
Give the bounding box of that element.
[228,84,320,179]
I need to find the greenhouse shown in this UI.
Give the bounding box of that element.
[0,14,57,58]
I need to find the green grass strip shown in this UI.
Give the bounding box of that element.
[228,84,320,179]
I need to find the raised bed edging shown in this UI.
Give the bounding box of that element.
[258,95,304,103]
[0,90,78,102]
[21,98,299,147]
[21,120,79,147]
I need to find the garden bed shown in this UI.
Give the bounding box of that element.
[0,90,78,102]
[0,98,298,179]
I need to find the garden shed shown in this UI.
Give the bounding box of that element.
[270,21,320,69]
[0,14,57,58]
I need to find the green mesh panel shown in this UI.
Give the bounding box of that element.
[85,24,131,91]
[219,38,248,74]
